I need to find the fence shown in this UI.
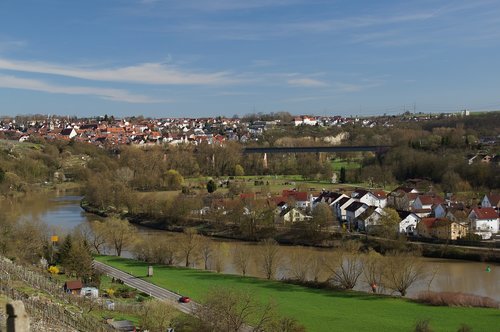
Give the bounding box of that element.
[0,256,140,331]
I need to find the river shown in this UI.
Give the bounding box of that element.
[8,190,500,301]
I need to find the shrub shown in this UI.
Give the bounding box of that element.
[414,319,433,332]
[47,265,60,274]
[417,291,499,308]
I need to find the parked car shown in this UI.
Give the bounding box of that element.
[179,296,191,303]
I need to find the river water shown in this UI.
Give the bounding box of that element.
[8,190,500,301]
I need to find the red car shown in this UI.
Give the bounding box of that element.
[179,296,191,303]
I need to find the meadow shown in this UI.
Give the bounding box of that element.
[95,255,500,332]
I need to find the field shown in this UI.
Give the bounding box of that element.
[95,255,500,332]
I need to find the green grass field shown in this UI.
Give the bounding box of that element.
[95,256,499,332]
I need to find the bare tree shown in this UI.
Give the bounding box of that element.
[179,227,200,267]
[325,241,363,290]
[384,251,426,296]
[76,220,107,254]
[288,252,311,282]
[212,242,228,273]
[196,287,277,332]
[309,255,324,283]
[233,244,251,276]
[98,217,136,256]
[362,250,385,293]
[199,237,213,270]
[258,239,281,280]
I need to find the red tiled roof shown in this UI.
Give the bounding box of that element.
[372,190,387,199]
[420,217,438,228]
[282,190,308,202]
[472,207,498,220]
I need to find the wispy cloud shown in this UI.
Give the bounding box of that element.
[0,40,26,53]
[0,75,164,103]
[288,78,328,87]
[0,58,238,85]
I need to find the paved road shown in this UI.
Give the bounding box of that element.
[93,260,199,315]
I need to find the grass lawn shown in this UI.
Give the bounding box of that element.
[95,255,499,332]
[330,159,361,171]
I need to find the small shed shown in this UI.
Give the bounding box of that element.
[64,280,83,295]
[80,286,99,298]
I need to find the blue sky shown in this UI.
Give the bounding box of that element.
[1,0,500,118]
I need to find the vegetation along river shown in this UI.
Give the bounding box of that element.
[9,190,499,301]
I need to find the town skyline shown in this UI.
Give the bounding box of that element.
[2,0,500,117]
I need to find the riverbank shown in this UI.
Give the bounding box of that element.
[81,200,500,263]
[95,255,500,332]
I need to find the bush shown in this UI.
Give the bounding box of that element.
[417,291,499,308]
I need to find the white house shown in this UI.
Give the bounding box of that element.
[345,201,369,230]
[279,207,311,224]
[358,206,384,232]
[468,207,499,239]
[351,189,386,208]
[336,197,355,222]
[398,211,420,236]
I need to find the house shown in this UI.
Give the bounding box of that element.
[398,211,420,236]
[468,207,500,239]
[60,127,77,139]
[351,189,386,208]
[432,204,447,218]
[345,201,369,230]
[387,187,419,210]
[481,193,500,212]
[278,207,311,224]
[358,206,383,232]
[64,280,83,295]
[417,218,468,240]
[335,197,355,222]
[282,189,310,209]
[411,195,445,218]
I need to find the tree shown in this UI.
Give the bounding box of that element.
[163,169,184,190]
[0,168,5,183]
[258,238,281,280]
[179,227,200,267]
[288,252,311,282]
[99,217,136,256]
[234,164,245,176]
[139,299,176,332]
[58,234,73,265]
[362,250,385,293]
[75,221,107,254]
[384,251,426,296]
[62,239,94,280]
[325,241,363,290]
[233,244,252,276]
[200,237,213,270]
[206,179,217,193]
[377,207,401,239]
[312,202,333,229]
[195,287,276,332]
[339,166,346,183]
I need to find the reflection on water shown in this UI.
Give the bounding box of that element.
[7,191,500,301]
